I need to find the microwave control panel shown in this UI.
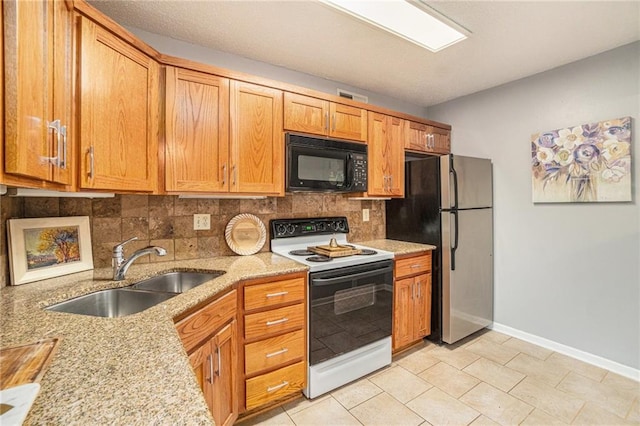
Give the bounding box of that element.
[352,153,367,191]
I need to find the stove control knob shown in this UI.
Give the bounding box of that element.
[330,221,339,231]
[276,224,286,236]
[317,222,326,232]
[286,224,295,235]
[337,220,346,231]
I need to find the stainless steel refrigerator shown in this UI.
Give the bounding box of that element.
[386,154,493,344]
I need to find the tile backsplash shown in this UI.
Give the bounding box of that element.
[0,194,385,287]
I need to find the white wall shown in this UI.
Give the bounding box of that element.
[427,42,640,370]
[127,27,425,117]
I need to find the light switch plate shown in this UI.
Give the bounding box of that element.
[362,209,370,222]
[193,214,211,230]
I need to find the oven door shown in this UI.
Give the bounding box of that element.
[308,260,393,365]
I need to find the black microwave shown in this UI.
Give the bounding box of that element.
[286,133,367,193]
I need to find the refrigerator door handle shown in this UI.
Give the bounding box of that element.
[450,155,459,210]
[451,210,459,270]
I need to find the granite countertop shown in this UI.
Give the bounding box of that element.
[0,239,433,424]
[361,239,436,255]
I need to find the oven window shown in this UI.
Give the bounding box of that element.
[309,261,393,365]
[298,155,345,185]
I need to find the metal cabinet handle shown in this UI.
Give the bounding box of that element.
[418,282,421,298]
[266,291,288,298]
[410,264,421,268]
[267,381,289,393]
[206,354,214,384]
[389,175,393,191]
[222,163,227,185]
[332,113,336,132]
[266,317,288,326]
[215,346,221,377]
[88,146,95,179]
[232,165,237,186]
[265,348,289,358]
[47,120,67,169]
[324,112,329,132]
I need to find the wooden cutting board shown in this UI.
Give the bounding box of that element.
[308,245,362,258]
[0,338,60,390]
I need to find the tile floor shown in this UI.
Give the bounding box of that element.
[239,330,640,425]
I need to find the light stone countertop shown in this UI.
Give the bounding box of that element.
[0,240,433,424]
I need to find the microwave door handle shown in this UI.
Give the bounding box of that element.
[346,153,355,190]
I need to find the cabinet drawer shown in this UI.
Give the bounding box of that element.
[395,253,432,278]
[244,277,305,311]
[245,361,305,410]
[245,329,305,376]
[176,290,237,352]
[244,303,305,341]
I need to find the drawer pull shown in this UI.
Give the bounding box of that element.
[267,381,289,393]
[410,264,422,268]
[265,348,289,358]
[266,318,288,326]
[266,291,289,298]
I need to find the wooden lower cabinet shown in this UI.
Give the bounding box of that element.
[240,272,307,414]
[393,252,433,351]
[176,290,238,425]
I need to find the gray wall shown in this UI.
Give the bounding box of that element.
[427,42,640,369]
[127,27,426,117]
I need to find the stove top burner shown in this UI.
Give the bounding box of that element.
[357,249,377,255]
[290,249,315,256]
[306,255,332,262]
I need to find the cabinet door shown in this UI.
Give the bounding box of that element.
[230,81,283,195]
[393,277,414,351]
[414,273,432,338]
[367,112,404,197]
[165,67,229,192]
[405,121,429,153]
[212,321,238,426]
[432,127,451,154]
[188,340,215,414]
[387,116,405,197]
[77,17,159,192]
[329,103,367,142]
[283,92,328,136]
[3,0,72,185]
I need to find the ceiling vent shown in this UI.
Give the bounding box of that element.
[337,89,368,104]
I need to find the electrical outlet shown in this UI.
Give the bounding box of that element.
[193,214,211,230]
[362,208,370,222]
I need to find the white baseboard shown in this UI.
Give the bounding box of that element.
[490,322,640,381]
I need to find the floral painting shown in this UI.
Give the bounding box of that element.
[531,117,632,203]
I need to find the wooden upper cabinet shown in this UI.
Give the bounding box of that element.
[230,81,284,195]
[367,112,404,197]
[283,92,367,142]
[3,0,73,186]
[164,67,230,192]
[77,16,159,192]
[405,120,451,155]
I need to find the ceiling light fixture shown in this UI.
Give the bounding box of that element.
[321,0,468,52]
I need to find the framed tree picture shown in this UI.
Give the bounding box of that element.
[7,216,93,285]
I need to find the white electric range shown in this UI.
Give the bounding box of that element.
[270,217,394,399]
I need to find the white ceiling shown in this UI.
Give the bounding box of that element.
[88,1,640,108]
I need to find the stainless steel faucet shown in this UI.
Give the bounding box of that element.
[112,237,167,281]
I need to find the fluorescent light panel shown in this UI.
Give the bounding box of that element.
[323,0,467,52]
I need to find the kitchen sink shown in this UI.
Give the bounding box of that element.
[130,271,225,294]
[45,288,177,318]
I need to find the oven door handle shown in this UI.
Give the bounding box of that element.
[311,265,393,286]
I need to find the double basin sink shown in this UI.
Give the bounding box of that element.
[46,271,225,318]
